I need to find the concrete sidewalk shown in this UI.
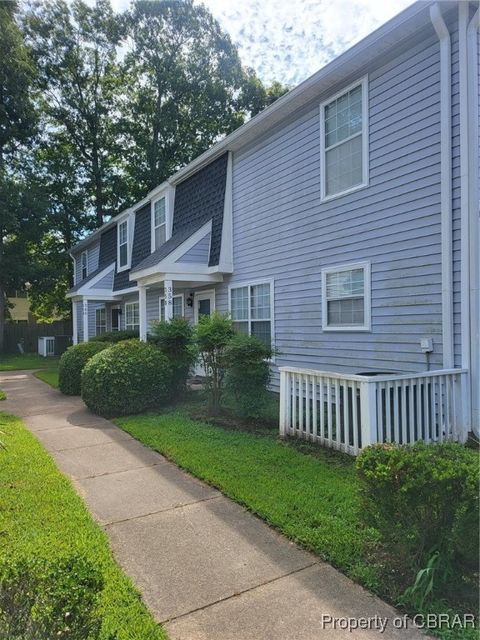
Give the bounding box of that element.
[0,370,424,640]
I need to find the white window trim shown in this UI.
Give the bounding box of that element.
[151,193,170,253]
[319,76,369,203]
[125,301,140,331]
[95,306,106,335]
[228,278,275,356]
[159,293,184,321]
[117,217,131,272]
[321,261,371,332]
[80,250,88,280]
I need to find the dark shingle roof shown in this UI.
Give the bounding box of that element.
[131,218,207,274]
[132,153,228,275]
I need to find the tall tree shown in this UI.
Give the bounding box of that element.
[0,1,38,350]
[120,0,278,195]
[23,0,124,227]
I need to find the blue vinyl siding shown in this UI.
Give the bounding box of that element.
[175,233,211,264]
[216,28,447,383]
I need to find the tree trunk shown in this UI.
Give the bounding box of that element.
[0,284,4,354]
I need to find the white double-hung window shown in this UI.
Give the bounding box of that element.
[229,281,274,348]
[320,77,368,200]
[95,307,106,335]
[322,262,371,331]
[152,196,167,251]
[125,302,139,331]
[118,219,129,270]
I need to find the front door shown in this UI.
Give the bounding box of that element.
[111,307,120,331]
[194,290,215,375]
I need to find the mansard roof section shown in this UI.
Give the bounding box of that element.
[131,153,228,276]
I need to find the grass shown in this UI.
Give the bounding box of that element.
[0,390,5,401]
[116,407,379,586]
[0,412,166,640]
[116,403,478,640]
[34,368,59,388]
[0,353,60,371]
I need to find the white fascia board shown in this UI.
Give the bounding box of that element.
[136,272,223,288]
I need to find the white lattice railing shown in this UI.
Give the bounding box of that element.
[279,367,468,455]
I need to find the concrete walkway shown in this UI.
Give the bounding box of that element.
[0,370,424,640]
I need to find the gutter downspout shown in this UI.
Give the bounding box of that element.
[459,2,472,433]
[430,5,454,371]
[467,7,480,436]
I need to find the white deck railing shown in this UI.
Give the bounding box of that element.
[279,367,468,455]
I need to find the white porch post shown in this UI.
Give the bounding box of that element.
[82,298,89,342]
[139,286,148,341]
[164,279,174,321]
[72,300,78,345]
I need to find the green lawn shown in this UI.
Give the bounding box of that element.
[0,390,5,401]
[116,409,378,587]
[34,368,59,388]
[116,407,477,639]
[0,412,166,640]
[0,353,60,371]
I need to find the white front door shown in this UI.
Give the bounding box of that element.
[194,290,215,376]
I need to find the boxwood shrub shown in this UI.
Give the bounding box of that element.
[356,442,479,604]
[90,329,139,343]
[58,342,110,396]
[81,340,172,417]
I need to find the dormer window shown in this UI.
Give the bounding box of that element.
[152,196,167,251]
[118,219,129,270]
[80,251,88,280]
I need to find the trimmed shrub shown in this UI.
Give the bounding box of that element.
[58,342,109,396]
[89,329,139,343]
[356,442,479,605]
[224,334,272,420]
[0,554,103,640]
[195,313,234,414]
[81,340,171,417]
[149,318,196,397]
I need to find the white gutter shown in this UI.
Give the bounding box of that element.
[467,7,479,435]
[430,4,454,370]
[458,2,473,433]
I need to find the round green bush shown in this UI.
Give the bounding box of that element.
[81,340,172,417]
[58,342,110,396]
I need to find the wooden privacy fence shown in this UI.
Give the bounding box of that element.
[279,367,468,455]
[3,320,73,354]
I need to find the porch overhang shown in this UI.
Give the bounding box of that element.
[134,268,224,289]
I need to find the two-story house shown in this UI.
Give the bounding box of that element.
[67,0,479,443]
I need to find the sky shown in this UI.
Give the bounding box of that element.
[109,0,414,87]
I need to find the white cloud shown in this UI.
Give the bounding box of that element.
[196,0,414,86]
[108,0,414,86]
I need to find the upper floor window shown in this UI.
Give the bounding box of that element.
[321,262,371,331]
[230,280,274,348]
[320,77,368,201]
[80,251,88,280]
[152,196,167,251]
[118,220,129,270]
